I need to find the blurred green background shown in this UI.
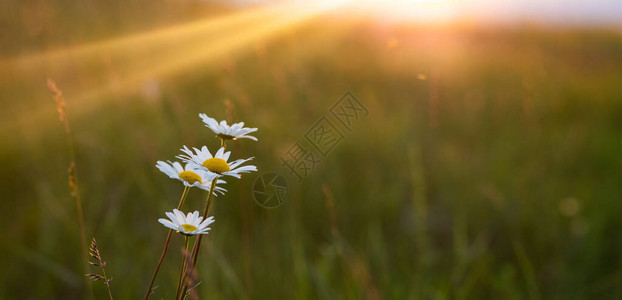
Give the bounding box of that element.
[1,0,621,299]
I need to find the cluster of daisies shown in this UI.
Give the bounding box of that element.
[146,114,258,299]
[156,113,258,235]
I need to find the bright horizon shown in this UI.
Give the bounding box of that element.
[224,0,622,25]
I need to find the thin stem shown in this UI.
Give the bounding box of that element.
[71,163,90,296]
[177,186,191,211]
[201,178,218,217]
[47,79,92,299]
[87,238,113,300]
[101,263,114,300]
[175,236,191,300]
[180,178,218,297]
[144,186,190,300]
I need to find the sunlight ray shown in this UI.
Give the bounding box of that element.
[1,1,346,136]
[3,2,296,69]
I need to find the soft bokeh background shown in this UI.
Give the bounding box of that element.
[1,0,621,298]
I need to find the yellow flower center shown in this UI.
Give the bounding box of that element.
[181,224,198,232]
[178,171,202,184]
[202,158,230,174]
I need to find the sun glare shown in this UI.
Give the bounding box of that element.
[1,0,459,137]
[0,1,347,136]
[345,0,457,23]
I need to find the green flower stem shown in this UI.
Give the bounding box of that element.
[144,186,190,300]
[180,178,217,297]
[175,236,191,300]
[176,186,191,212]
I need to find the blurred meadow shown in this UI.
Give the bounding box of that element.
[1,0,622,299]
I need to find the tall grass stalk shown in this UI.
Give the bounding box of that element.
[86,238,114,300]
[46,78,92,298]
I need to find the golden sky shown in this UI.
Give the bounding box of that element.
[230,0,622,25]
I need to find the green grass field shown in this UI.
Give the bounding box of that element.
[1,1,621,298]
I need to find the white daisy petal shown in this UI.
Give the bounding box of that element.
[165,211,177,222]
[159,210,214,236]
[199,114,220,130]
[228,157,253,169]
[238,127,257,135]
[199,115,259,141]
[171,162,184,173]
[158,219,179,231]
[215,147,225,159]
[156,161,180,180]
[202,216,215,227]
[229,165,257,173]
[185,211,195,224]
[157,157,228,193]
[222,150,231,162]
[214,186,227,195]
[173,209,186,224]
[191,211,200,224]
[175,146,257,179]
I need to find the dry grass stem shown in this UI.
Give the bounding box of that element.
[86,238,114,300]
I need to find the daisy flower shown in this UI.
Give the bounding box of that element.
[158,209,215,236]
[199,114,258,141]
[155,161,227,195]
[177,146,257,179]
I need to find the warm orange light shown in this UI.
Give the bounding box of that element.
[341,0,458,24]
[0,1,346,134]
